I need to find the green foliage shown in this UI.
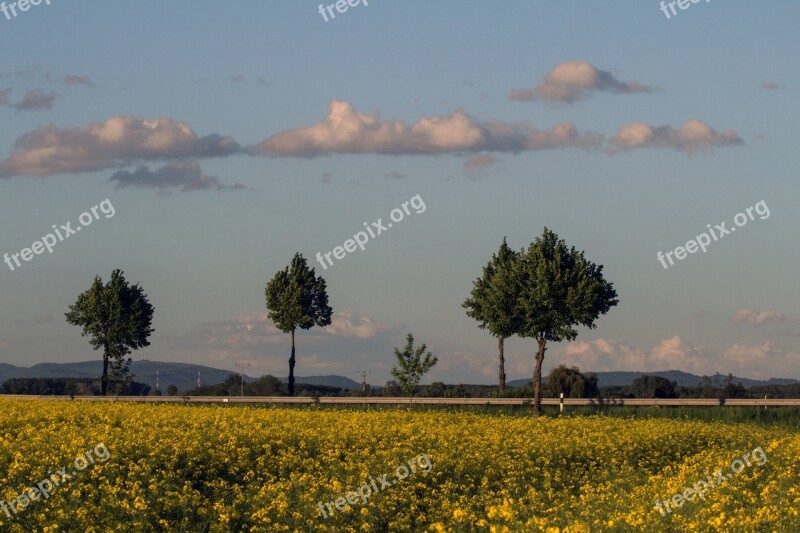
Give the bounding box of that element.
[544,364,599,398]
[515,228,618,343]
[265,253,333,396]
[514,228,617,415]
[629,375,678,398]
[0,377,150,396]
[463,238,520,391]
[64,269,154,396]
[265,253,332,334]
[166,384,178,396]
[390,333,438,397]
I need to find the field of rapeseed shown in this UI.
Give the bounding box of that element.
[0,399,797,532]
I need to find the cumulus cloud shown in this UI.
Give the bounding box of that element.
[109,161,245,193]
[0,116,241,178]
[14,89,56,111]
[323,312,389,339]
[257,100,601,157]
[510,61,654,104]
[63,75,92,86]
[734,309,785,325]
[463,153,497,178]
[561,336,713,374]
[609,119,742,155]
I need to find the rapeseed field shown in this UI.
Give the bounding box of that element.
[0,399,796,532]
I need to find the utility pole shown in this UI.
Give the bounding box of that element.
[358,370,371,392]
[235,362,250,396]
[156,370,159,392]
[197,370,201,390]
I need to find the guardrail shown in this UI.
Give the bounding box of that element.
[0,395,798,406]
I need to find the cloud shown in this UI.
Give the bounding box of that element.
[109,161,245,192]
[463,153,497,178]
[734,309,785,325]
[14,89,56,111]
[561,336,713,374]
[761,82,780,90]
[257,100,601,157]
[609,119,742,155]
[1,116,241,178]
[323,311,389,339]
[510,61,654,103]
[63,75,92,86]
[0,88,9,106]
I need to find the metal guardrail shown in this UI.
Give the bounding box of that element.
[0,395,798,406]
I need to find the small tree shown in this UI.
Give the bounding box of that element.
[630,375,677,398]
[390,333,438,399]
[166,384,178,396]
[545,364,598,398]
[463,238,520,393]
[65,269,154,396]
[265,253,333,396]
[516,228,618,416]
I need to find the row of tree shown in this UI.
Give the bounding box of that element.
[62,227,618,415]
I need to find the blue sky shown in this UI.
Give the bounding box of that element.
[0,0,798,385]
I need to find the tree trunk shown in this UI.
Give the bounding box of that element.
[498,336,506,394]
[532,336,547,417]
[288,328,296,396]
[101,344,109,396]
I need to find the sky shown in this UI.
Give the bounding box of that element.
[0,0,798,386]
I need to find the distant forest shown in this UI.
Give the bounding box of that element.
[4,368,800,399]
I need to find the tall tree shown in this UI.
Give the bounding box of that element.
[265,253,333,396]
[516,228,618,416]
[390,332,438,399]
[463,238,520,393]
[65,269,154,396]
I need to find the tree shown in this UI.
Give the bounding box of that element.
[516,228,618,416]
[65,269,154,396]
[166,384,178,396]
[390,333,438,398]
[463,238,520,393]
[629,375,677,398]
[265,253,333,396]
[544,364,598,398]
[383,380,401,397]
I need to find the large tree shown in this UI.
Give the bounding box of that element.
[390,332,438,399]
[516,228,618,416]
[65,269,154,396]
[265,253,332,396]
[463,238,520,393]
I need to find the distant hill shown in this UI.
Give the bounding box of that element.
[0,361,363,393]
[508,370,799,389]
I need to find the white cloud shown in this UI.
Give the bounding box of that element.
[510,61,653,103]
[734,309,785,325]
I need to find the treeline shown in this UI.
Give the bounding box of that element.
[1,378,151,396]
[5,371,799,399]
